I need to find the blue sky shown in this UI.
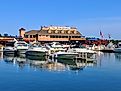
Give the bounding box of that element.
[0,0,121,39]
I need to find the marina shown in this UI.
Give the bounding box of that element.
[1,27,121,91]
[0,0,121,91]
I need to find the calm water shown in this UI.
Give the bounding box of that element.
[0,52,121,91]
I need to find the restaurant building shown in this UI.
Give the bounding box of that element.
[19,26,86,43]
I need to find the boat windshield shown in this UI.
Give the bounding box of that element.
[17,44,28,46]
[80,45,86,48]
[32,44,42,48]
[118,44,121,47]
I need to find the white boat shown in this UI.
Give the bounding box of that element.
[114,42,121,53]
[0,45,4,52]
[46,42,67,55]
[0,51,3,59]
[51,51,78,60]
[91,44,105,51]
[68,47,96,53]
[14,41,29,54]
[3,46,16,55]
[99,42,115,52]
[26,43,48,60]
[3,41,17,56]
[68,47,97,61]
[50,42,70,48]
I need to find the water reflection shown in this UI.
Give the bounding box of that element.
[0,52,3,59]
[0,52,97,72]
[96,52,118,67]
[115,53,121,61]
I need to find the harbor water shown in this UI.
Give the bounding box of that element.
[0,52,121,91]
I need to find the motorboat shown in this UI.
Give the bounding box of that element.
[14,41,29,54]
[0,45,4,52]
[26,43,48,60]
[3,41,17,56]
[0,51,3,59]
[51,51,78,60]
[100,42,115,53]
[50,42,70,48]
[46,42,67,55]
[91,44,105,51]
[67,47,97,61]
[3,46,16,55]
[114,42,121,53]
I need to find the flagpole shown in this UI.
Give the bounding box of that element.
[108,34,111,42]
[100,30,104,40]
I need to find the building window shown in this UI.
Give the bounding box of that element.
[66,31,68,34]
[30,35,32,38]
[33,35,36,38]
[50,35,56,38]
[74,36,81,38]
[58,31,61,33]
[60,36,68,38]
[50,35,53,38]
[76,36,81,38]
[66,36,68,38]
[62,36,65,38]
[53,36,56,38]
[25,35,28,38]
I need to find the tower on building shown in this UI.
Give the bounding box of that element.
[19,28,25,38]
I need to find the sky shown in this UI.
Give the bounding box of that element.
[0,0,121,39]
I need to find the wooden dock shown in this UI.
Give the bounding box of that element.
[74,52,96,62]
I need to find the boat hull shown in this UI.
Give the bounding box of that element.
[3,51,17,56]
[114,48,121,53]
[26,51,47,60]
[17,49,27,55]
[26,51,47,56]
[3,49,17,56]
[100,49,114,53]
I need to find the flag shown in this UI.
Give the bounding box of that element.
[108,34,111,39]
[100,31,104,38]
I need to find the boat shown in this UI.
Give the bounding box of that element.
[100,42,115,53]
[46,42,68,54]
[91,44,105,51]
[50,42,70,48]
[3,41,17,56]
[48,42,78,60]
[3,46,16,56]
[51,51,78,60]
[68,47,97,61]
[0,45,4,52]
[0,51,3,59]
[26,43,48,60]
[114,42,121,53]
[14,41,29,55]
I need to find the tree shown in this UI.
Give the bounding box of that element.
[0,34,2,37]
[4,33,8,37]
